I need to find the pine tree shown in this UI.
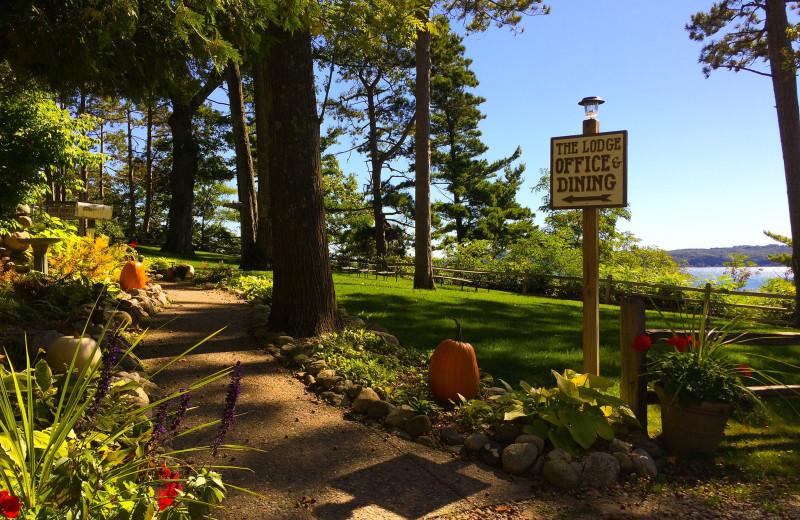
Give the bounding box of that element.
[430,24,534,248]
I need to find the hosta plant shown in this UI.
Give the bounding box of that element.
[496,370,639,456]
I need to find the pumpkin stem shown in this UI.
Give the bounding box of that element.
[451,318,462,342]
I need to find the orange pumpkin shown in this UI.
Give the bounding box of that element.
[120,260,147,291]
[428,318,480,402]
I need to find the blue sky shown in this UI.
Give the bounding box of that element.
[332,1,793,251]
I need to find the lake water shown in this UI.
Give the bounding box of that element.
[686,266,793,291]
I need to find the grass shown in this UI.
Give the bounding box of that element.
[135,245,240,269]
[147,253,800,479]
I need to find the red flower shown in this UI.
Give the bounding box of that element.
[0,490,21,518]
[156,466,182,511]
[667,336,688,352]
[632,335,651,352]
[738,364,752,377]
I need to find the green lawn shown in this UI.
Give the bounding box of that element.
[135,245,240,269]
[165,259,799,479]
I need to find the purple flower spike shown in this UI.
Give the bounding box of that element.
[211,361,243,457]
[169,390,191,436]
[85,328,124,426]
[146,398,172,450]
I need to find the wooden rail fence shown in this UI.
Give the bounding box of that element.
[360,261,795,323]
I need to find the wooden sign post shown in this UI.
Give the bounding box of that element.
[550,98,628,376]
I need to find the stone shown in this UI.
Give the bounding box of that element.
[16,204,31,216]
[609,438,633,454]
[137,298,157,316]
[502,443,539,475]
[15,215,32,228]
[372,331,400,346]
[384,405,415,428]
[547,448,572,463]
[303,374,316,386]
[486,387,507,396]
[292,354,311,367]
[479,442,504,467]
[365,400,394,419]
[332,380,347,394]
[344,380,362,399]
[493,422,523,444]
[613,452,634,473]
[118,352,146,373]
[277,335,295,346]
[569,461,584,478]
[417,435,437,448]
[631,448,658,479]
[514,434,545,452]
[249,313,269,327]
[542,459,580,489]
[365,322,389,333]
[3,231,30,252]
[316,370,340,389]
[529,456,546,476]
[349,317,366,328]
[251,326,270,339]
[321,391,344,406]
[582,452,621,488]
[27,329,63,358]
[403,415,432,438]
[464,432,490,452]
[306,360,328,376]
[395,430,413,441]
[439,427,464,446]
[352,388,381,414]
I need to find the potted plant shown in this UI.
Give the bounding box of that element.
[631,309,763,456]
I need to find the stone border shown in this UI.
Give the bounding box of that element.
[250,306,664,489]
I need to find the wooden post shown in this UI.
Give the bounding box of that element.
[605,274,613,304]
[522,273,529,295]
[704,282,712,311]
[582,117,600,376]
[620,297,647,428]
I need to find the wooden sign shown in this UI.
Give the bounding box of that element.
[550,130,628,209]
[44,201,113,220]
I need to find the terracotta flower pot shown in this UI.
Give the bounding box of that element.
[655,385,732,456]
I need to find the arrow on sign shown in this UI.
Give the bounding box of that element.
[562,194,612,204]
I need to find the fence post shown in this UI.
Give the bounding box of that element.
[704,283,712,311]
[605,274,613,304]
[620,297,647,428]
[522,273,529,295]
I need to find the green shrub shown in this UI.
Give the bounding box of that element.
[495,370,638,456]
[231,275,273,305]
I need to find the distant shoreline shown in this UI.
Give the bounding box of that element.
[668,244,791,267]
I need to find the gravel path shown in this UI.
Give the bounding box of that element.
[137,284,800,520]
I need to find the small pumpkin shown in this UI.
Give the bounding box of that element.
[428,318,480,402]
[166,266,176,279]
[120,260,147,291]
[46,336,101,373]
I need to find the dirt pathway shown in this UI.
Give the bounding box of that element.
[137,284,538,520]
[136,284,800,520]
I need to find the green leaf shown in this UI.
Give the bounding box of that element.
[503,404,527,421]
[562,409,597,449]
[522,420,550,439]
[552,370,579,399]
[35,360,52,392]
[548,426,579,456]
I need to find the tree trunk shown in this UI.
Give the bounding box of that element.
[162,73,222,254]
[162,101,197,254]
[264,24,340,337]
[414,11,436,290]
[142,104,154,234]
[126,106,137,238]
[226,60,267,270]
[78,92,88,235]
[98,123,105,200]
[252,56,274,263]
[366,84,388,257]
[765,0,800,327]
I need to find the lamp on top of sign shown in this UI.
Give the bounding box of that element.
[550,130,628,209]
